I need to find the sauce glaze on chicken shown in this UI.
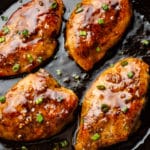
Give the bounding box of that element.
[75,57,149,149]
[66,0,132,71]
[0,69,78,141]
[0,0,64,77]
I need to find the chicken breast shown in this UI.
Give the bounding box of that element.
[0,0,63,77]
[75,57,149,149]
[0,69,78,141]
[65,0,132,71]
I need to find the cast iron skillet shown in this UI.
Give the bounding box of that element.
[0,0,150,149]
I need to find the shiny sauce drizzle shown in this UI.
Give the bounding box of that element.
[3,71,68,114]
[83,59,148,128]
[73,0,121,53]
[0,0,57,58]
[1,70,76,140]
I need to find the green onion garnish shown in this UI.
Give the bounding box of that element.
[60,140,69,148]
[12,63,20,72]
[56,69,62,76]
[75,3,83,13]
[0,37,5,43]
[50,1,57,9]
[2,26,10,34]
[1,16,8,21]
[0,96,6,103]
[21,29,29,37]
[35,97,43,105]
[36,113,44,123]
[101,104,110,113]
[102,4,109,11]
[96,47,101,52]
[79,30,87,36]
[21,146,28,150]
[37,56,43,63]
[27,54,33,63]
[91,133,100,141]
[121,61,128,67]
[127,71,134,79]
[98,18,104,24]
[97,85,106,90]
[121,106,128,113]
[141,39,149,46]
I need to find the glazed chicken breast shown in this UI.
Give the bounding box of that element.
[65,0,132,71]
[0,69,78,141]
[75,58,149,149]
[0,0,63,77]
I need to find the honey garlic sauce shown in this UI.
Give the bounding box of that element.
[83,58,149,128]
[73,0,121,52]
[0,0,53,55]
[66,0,132,71]
[3,70,73,115]
[0,0,64,76]
[0,69,78,141]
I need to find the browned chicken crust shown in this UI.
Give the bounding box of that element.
[65,0,132,71]
[0,0,64,77]
[75,58,149,149]
[0,69,78,141]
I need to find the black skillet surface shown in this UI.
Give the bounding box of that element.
[0,0,150,149]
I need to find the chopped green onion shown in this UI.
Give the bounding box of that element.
[2,26,10,34]
[72,73,80,80]
[0,37,5,43]
[118,51,124,55]
[141,39,149,45]
[79,30,87,36]
[101,104,110,113]
[12,63,20,72]
[52,144,59,150]
[110,64,114,67]
[37,56,43,63]
[21,29,29,37]
[75,7,83,13]
[121,61,128,67]
[50,1,57,9]
[21,146,28,150]
[1,16,8,21]
[75,3,83,13]
[91,133,100,141]
[27,54,33,63]
[127,71,134,79]
[56,69,62,76]
[97,85,106,90]
[53,55,57,60]
[36,113,44,123]
[121,106,128,113]
[0,96,6,103]
[35,97,43,105]
[102,4,109,11]
[98,18,104,24]
[60,140,69,148]
[96,47,101,52]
